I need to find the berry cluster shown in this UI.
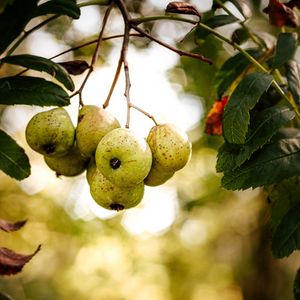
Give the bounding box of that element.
[25,105,191,211]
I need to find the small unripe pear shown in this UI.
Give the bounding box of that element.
[144,163,174,186]
[95,128,152,187]
[147,124,191,172]
[90,169,144,210]
[76,105,120,157]
[86,156,97,185]
[44,145,89,177]
[26,108,75,157]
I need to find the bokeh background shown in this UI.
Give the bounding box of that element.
[1,0,299,299]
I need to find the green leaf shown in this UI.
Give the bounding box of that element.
[1,54,75,91]
[272,201,300,258]
[32,0,80,19]
[0,130,30,180]
[217,106,295,172]
[0,0,38,55]
[222,72,273,144]
[222,136,300,190]
[213,49,262,98]
[0,76,70,106]
[294,269,300,299]
[205,15,239,28]
[272,32,297,69]
[286,60,300,105]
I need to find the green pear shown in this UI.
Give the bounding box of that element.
[26,108,75,157]
[147,123,191,172]
[76,105,120,157]
[44,145,89,177]
[90,168,144,210]
[86,156,97,185]
[144,163,174,186]
[95,128,152,187]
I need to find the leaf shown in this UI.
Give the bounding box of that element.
[222,72,273,144]
[272,201,300,258]
[0,0,38,55]
[0,219,27,232]
[205,15,240,28]
[272,32,297,69]
[263,0,298,28]
[166,2,201,17]
[222,136,300,190]
[213,49,263,98]
[0,130,30,180]
[0,292,14,300]
[58,60,89,75]
[286,60,300,105]
[1,54,75,91]
[0,76,70,107]
[0,245,41,276]
[217,106,295,172]
[294,269,300,299]
[32,0,80,19]
[0,0,15,13]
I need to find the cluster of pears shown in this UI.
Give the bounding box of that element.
[25,105,191,211]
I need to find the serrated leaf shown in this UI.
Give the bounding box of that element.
[0,76,70,106]
[222,136,300,190]
[273,32,297,69]
[294,269,300,299]
[0,0,38,55]
[272,200,300,258]
[223,72,273,144]
[217,106,295,172]
[0,130,30,180]
[213,49,262,98]
[286,60,300,105]
[1,55,75,91]
[32,0,80,19]
[205,15,239,28]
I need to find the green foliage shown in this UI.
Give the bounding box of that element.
[204,14,239,28]
[0,76,70,106]
[1,54,75,91]
[0,130,30,180]
[222,72,273,144]
[286,60,300,105]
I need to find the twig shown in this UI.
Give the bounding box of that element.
[131,103,158,125]
[71,1,115,105]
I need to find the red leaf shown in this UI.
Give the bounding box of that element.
[205,96,229,136]
[0,245,41,276]
[0,219,27,232]
[58,60,89,75]
[166,2,201,17]
[263,0,298,28]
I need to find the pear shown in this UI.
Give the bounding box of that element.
[86,156,97,185]
[147,123,191,172]
[90,168,144,210]
[76,105,120,157]
[144,163,174,186]
[44,145,89,177]
[26,108,75,157]
[95,128,152,187]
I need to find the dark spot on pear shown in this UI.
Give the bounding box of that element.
[110,203,124,211]
[78,114,84,123]
[43,143,56,154]
[110,158,121,169]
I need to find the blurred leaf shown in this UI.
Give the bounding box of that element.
[272,201,300,258]
[32,0,80,19]
[231,27,250,44]
[0,219,27,232]
[58,60,89,75]
[205,15,239,28]
[213,49,262,98]
[222,136,300,190]
[0,0,15,13]
[166,1,201,17]
[0,0,38,55]
[286,60,300,105]
[2,54,75,91]
[272,32,297,69]
[0,245,41,276]
[0,130,30,180]
[223,72,273,144]
[263,0,298,28]
[287,0,300,9]
[217,106,295,172]
[0,292,14,300]
[294,269,300,299]
[0,76,70,106]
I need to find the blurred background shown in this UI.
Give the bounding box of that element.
[1,0,299,299]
